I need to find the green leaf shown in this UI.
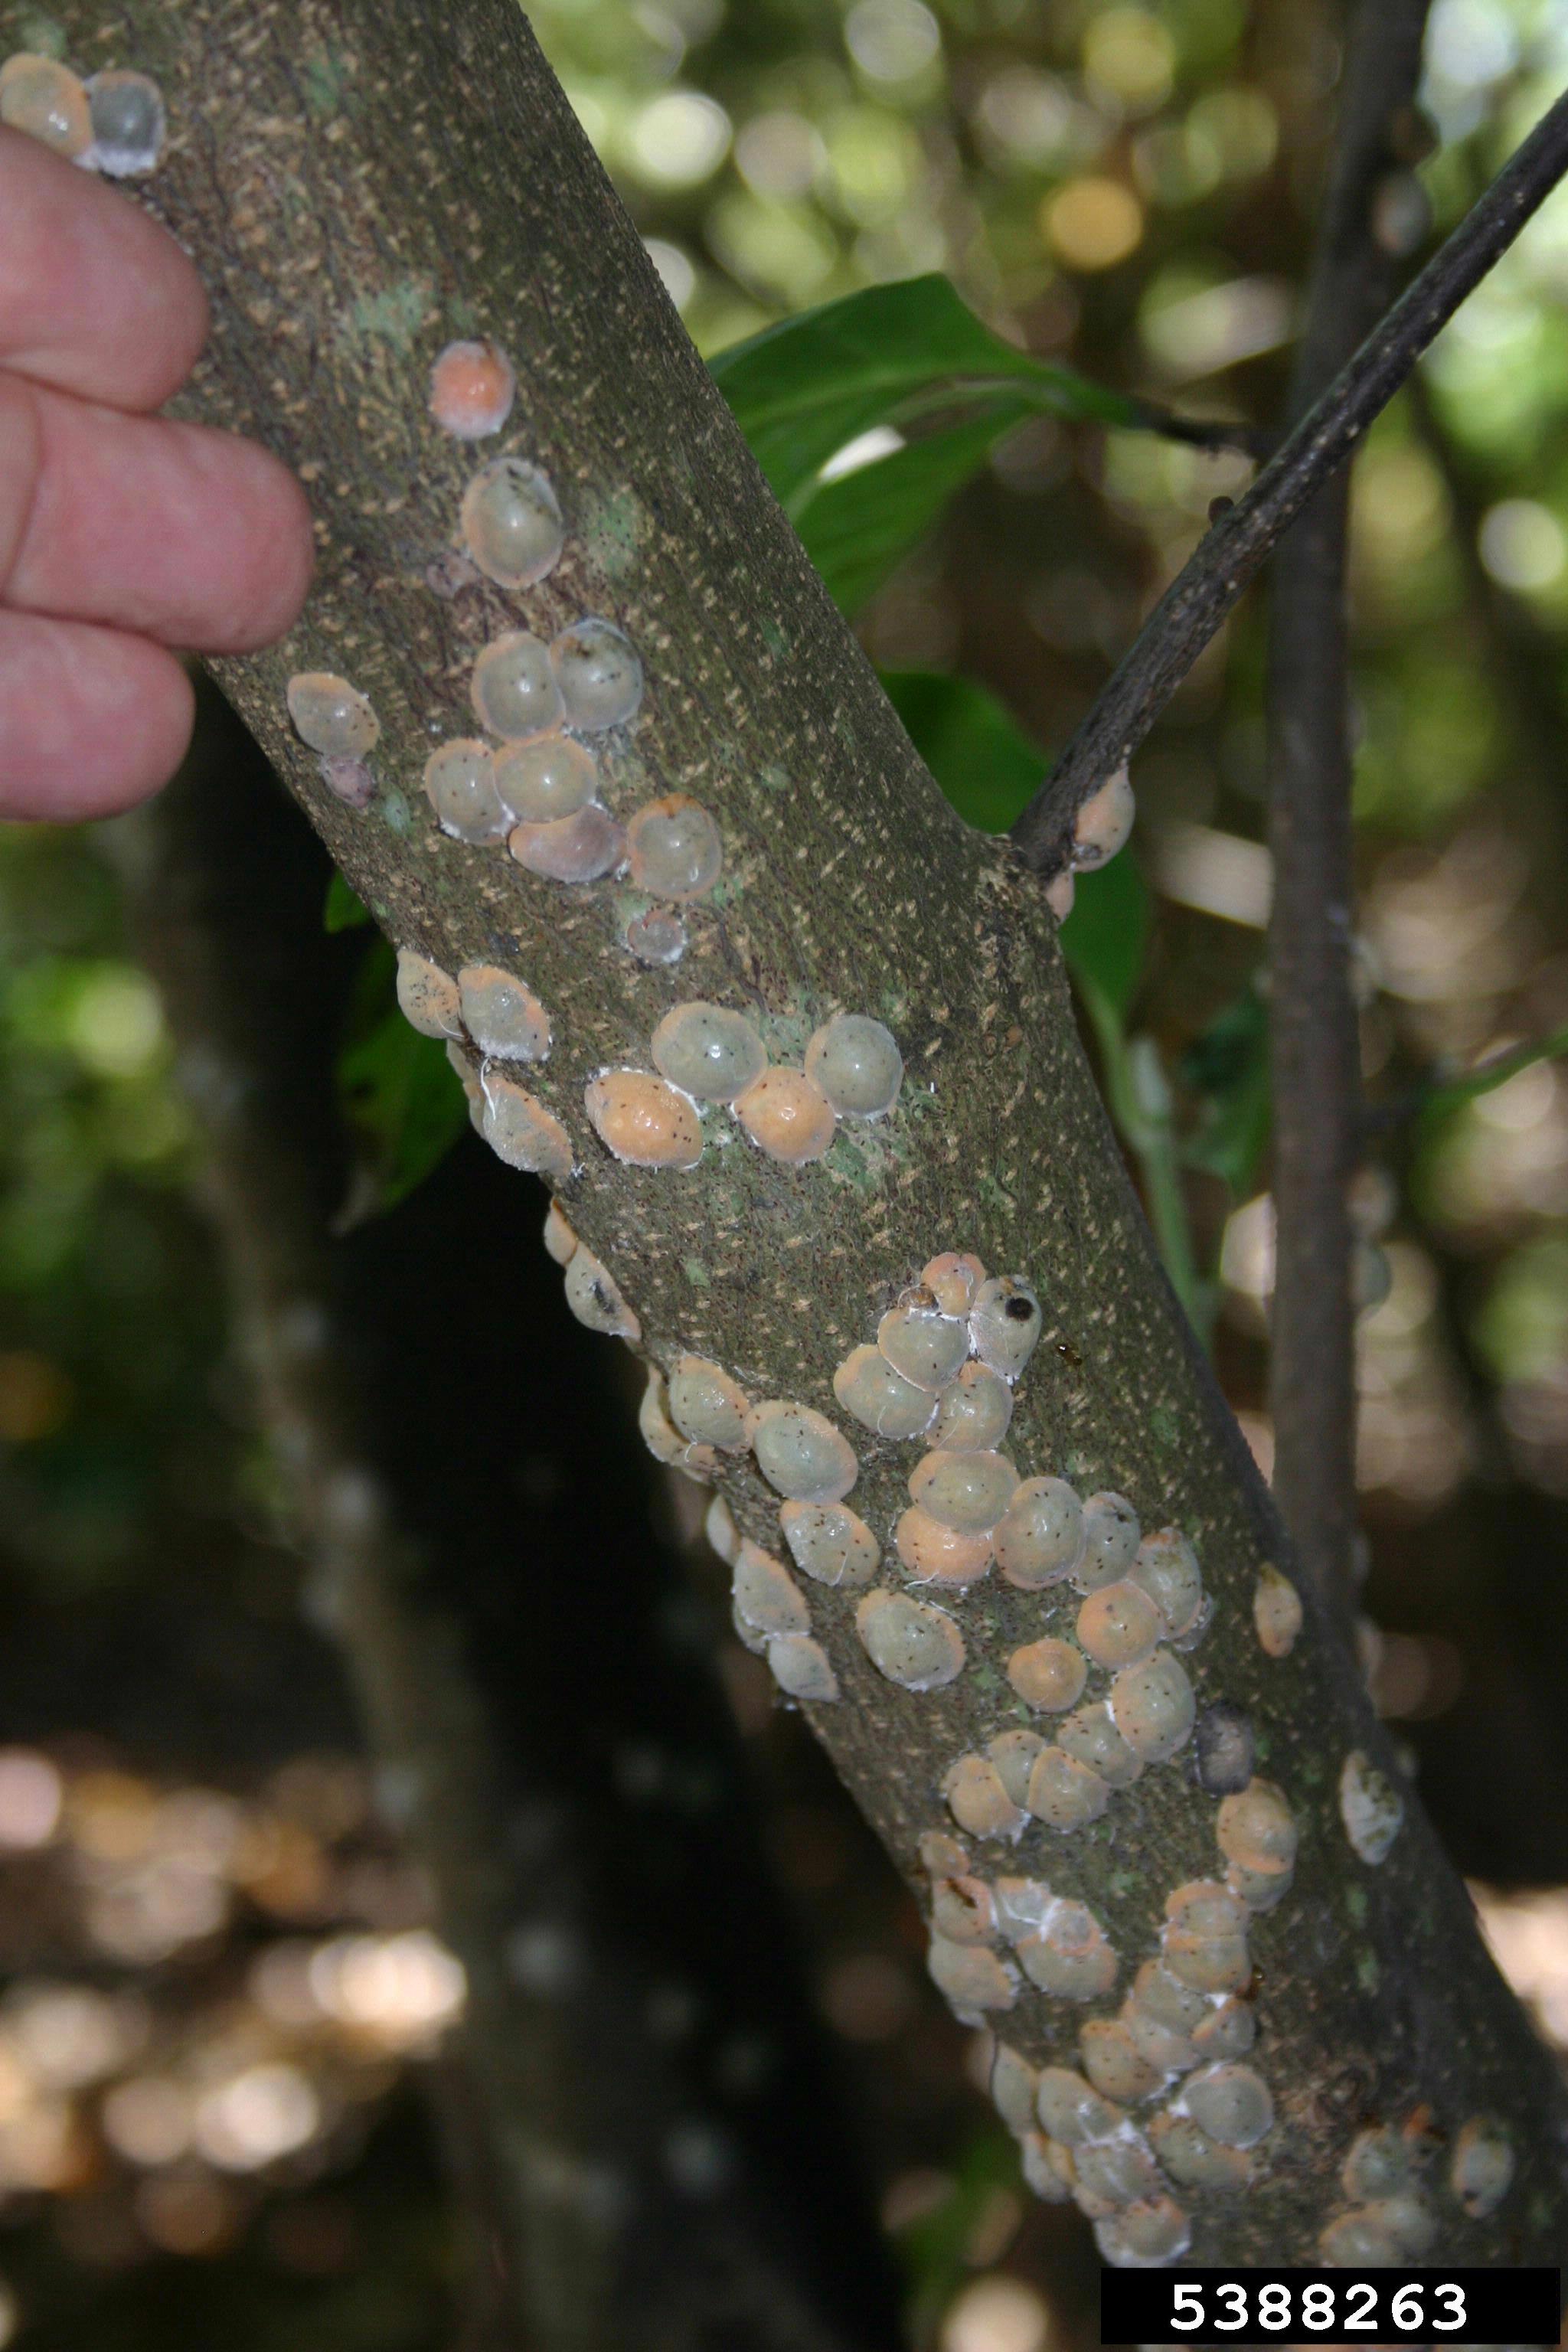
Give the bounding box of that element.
[336,941,469,1217]
[1180,985,1272,1196]
[880,667,1040,832]
[710,273,1141,509]
[1416,1020,1568,1128]
[324,871,371,933]
[794,398,1036,614]
[880,666,1150,1015]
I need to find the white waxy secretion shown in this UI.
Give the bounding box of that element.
[651,1003,767,1102]
[551,618,644,730]
[287,672,380,760]
[460,458,564,589]
[472,632,563,740]
[457,965,550,1062]
[805,1014,903,1119]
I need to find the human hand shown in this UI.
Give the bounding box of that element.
[0,122,314,818]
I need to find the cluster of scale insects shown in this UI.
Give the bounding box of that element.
[0,80,1502,2257]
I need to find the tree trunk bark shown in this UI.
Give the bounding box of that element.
[28,0,1568,2268]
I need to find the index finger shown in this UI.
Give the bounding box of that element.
[0,121,208,411]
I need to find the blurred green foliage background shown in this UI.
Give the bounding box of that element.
[5,1,1568,2345]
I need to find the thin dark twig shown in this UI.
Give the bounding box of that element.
[1010,79,1568,871]
[1266,0,1433,1609]
[1127,397,1272,459]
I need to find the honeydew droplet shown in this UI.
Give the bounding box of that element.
[908,1449,1017,1532]
[767,1632,840,1704]
[479,1071,573,1181]
[1072,766,1135,872]
[288,672,380,760]
[424,739,511,844]
[833,1345,936,1440]
[394,949,462,1040]
[472,632,562,740]
[626,795,723,900]
[942,1753,1025,1841]
[563,1245,640,1341]
[1006,1638,1087,1714]
[878,1300,969,1393]
[457,964,550,1062]
[995,1477,1083,1590]
[430,338,516,440]
[585,1070,703,1170]
[494,734,597,824]
[968,1276,1042,1380]
[804,1014,903,1119]
[747,1400,857,1503]
[651,1003,767,1103]
[929,1361,1013,1452]
[734,1068,835,1164]
[460,458,564,588]
[542,1200,578,1266]
[0,54,91,156]
[668,1357,750,1452]
[84,68,165,175]
[855,1589,965,1690]
[779,1499,880,1588]
[894,1508,992,1587]
[551,618,644,730]
[509,805,626,882]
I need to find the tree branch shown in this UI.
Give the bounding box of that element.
[1265,0,1433,1610]
[1010,79,1568,871]
[40,0,1568,2266]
